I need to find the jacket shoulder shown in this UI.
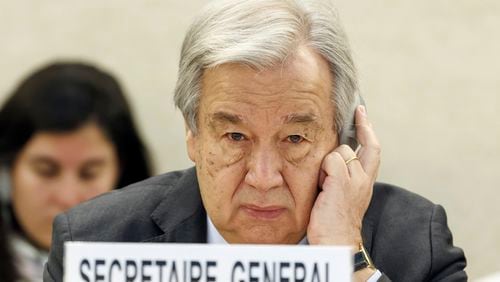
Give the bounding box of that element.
[61,169,189,242]
[370,182,436,220]
[367,182,436,249]
[366,183,466,281]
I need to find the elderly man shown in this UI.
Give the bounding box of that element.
[44,0,466,281]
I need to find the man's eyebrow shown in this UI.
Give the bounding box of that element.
[284,113,318,124]
[210,111,243,124]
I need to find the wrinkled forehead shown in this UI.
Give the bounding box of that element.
[197,59,335,134]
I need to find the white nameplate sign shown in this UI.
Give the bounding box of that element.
[65,242,352,282]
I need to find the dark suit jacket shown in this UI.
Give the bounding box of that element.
[43,168,467,281]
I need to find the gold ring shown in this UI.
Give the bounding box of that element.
[345,156,359,165]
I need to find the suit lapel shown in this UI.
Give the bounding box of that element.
[148,167,207,243]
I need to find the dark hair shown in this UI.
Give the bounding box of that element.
[0,202,18,281]
[0,61,152,188]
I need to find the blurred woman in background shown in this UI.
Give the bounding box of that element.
[0,62,152,280]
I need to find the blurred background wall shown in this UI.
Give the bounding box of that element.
[0,0,498,279]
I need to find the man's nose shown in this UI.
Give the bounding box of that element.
[244,144,284,191]
[51,175,86,210]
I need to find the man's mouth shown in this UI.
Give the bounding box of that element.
[241,204,286,220]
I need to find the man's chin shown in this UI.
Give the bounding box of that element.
[228,226,303,244]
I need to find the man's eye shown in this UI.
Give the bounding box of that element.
[227,132,246,141]
[287,135,304,144]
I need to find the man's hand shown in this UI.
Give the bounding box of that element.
[307,105,381,246]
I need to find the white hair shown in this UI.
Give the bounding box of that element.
[174,0,358,135]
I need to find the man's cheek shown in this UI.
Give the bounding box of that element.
[198,143,247,210]
[202,143,246,172]
[282,145,311,166]
[283,153,323,206]
[285,146,325,177]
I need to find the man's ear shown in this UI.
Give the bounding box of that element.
[186,128,197,163]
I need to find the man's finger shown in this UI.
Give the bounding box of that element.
[320,152,349,188]
[334,144,364,177]
[355,105,381,177]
